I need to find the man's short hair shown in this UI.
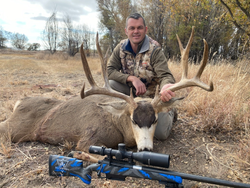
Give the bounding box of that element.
[125,13,146,28]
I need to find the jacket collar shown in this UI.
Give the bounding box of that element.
[122,35,150,55]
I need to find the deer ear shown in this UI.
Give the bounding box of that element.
[98,101,129,116]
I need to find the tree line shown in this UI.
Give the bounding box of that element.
[0,0,249,60]
[97,0,249,60]
[0,27,40,51]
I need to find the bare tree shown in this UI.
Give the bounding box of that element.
[61,14,77,56]
[60,14,92,56]
[76,24,92,56]
[10,33,28,49]
[0,26,8,48]
[42,11,59,54]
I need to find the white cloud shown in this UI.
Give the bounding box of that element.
[80,12,99,32]
[83,6,92,12]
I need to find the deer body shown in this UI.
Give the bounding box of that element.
[0,95,142,151]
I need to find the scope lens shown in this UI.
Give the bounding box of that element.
[89,146,104,155]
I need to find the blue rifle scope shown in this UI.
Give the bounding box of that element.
[89,143,170,168]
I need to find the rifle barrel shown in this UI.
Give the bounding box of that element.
[142,166,250,188]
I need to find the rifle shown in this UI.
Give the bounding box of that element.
[49,143,250,188]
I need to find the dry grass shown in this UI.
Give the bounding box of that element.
[0,126,13,158]
[169,58,250,167]
[0,50,100,74]
[60,140,75,151]
[34,51,102,74]
[170,61,250,133]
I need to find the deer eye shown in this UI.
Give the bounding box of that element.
[153,118,158,124]
[131,119,137,124]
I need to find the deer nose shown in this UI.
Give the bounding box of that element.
[139,148,152,152]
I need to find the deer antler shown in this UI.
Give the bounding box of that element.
[80,33,137,109]
[152,26,213,107]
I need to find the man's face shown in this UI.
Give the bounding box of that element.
[125,17,147,45]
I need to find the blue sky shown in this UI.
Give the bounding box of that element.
[0,0,99,47]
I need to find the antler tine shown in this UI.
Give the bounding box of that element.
[176,26,195,79]
[80,33,138,108]
[151,85,161,108]
[194,39,214,91]
[167,26,213,92]
[103,47,111,88]
[80,42,97,99]
[95,32,111,90]
[195,39,208,78]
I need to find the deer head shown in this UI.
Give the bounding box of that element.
[80,26,213,151]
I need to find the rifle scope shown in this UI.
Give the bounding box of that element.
[89,143,170,168]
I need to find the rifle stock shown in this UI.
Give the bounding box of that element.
[49,155,183,187]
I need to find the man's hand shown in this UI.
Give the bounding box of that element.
[160,84,176,102]
[127,76,146,96]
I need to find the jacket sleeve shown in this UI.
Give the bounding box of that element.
[150,47,176,90]
[107,43,130,85]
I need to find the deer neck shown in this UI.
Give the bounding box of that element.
[112,112,136,147]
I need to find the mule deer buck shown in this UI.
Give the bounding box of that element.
[0,27,213,160]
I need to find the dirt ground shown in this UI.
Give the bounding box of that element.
[0,51,249,188]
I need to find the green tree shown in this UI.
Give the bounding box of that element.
[97,0,135,51]
[218,0,250,56]
[219,0,250,37]
[160,0,236,60]
[138,0,167,46]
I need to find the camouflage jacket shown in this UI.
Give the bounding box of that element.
[108,35,175,98]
